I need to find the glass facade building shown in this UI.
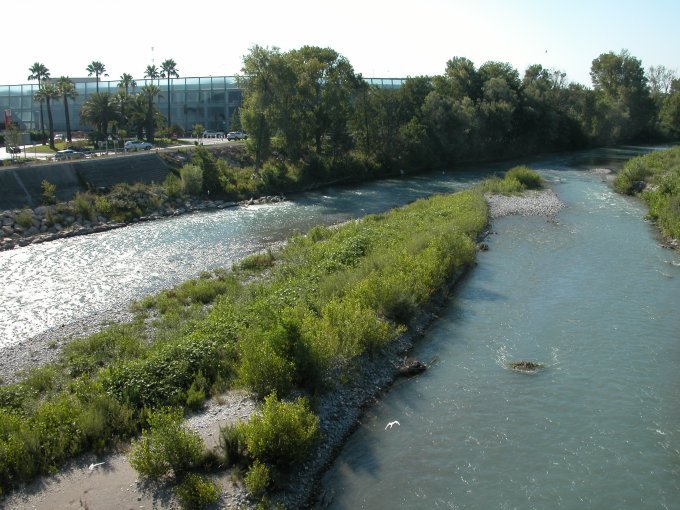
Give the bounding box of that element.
[1,76,406,134]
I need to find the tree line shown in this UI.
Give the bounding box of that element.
[238,46,680,173]
[24,48,680,172]
[27,59,179,149]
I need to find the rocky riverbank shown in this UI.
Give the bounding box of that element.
[0,195,284,252]
[0,189,565,509]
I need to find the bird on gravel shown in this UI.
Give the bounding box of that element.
[88,462,105,471]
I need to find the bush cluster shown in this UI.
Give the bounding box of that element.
[614,146,680,239]
[477,166,543,194]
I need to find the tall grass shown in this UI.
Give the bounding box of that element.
[614,146,680,239]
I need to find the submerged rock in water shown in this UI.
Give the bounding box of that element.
[397,359,428,377]
[507,360,544,372]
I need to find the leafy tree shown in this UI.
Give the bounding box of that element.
[191,123,205,139]
[160,59,179,129]
[439,56,481,101]
[288,46,360,156]
[28,62,50,143]
[238,45,279,170]
[80,92,119,139]
[590,50,655,142]
[660,80,680,138]
[86,61,108,93]
[34,83,60,149]
[56,77,78,142]
[476,61,521,153]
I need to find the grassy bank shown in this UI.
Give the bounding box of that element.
[0,167,540,505]
[613,145,680,240]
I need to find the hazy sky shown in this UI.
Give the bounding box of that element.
[4,0,679,87]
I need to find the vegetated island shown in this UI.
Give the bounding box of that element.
[0,167,560,509]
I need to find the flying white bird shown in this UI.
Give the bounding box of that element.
[88,462,105,471]
[385,420,400,430]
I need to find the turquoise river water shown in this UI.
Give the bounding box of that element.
[318,150,680,509]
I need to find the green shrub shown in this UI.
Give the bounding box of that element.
[505,165,543,189]
[61,324,144,377]
[237,333,295,398]
[94,195,112,216]
[129,407,204,480]
[0,411,40,492]
[185,372,208,411]
[174,473,220,510]
[614,156,652,194]
[236,250,275,271]
[15,209,33,229]
[302,298,393,360]
[219,422,246,466]
[41,180,57,205]
[476,175,525,194]
[238,393,320,469]
[73,192,96,219]
[244,460,271,498]
[102,337,219,408]
[180,164,203,196]
[613,146,680,238]
[31,394,87,472]
[164,173,183,198]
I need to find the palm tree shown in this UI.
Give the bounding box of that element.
[80,92,119,139]
[86,61,108,93]
[160,59,179,129]
[34,83,60,149]
[144,64,160,87]
[140,84,162,142]
[118,73,137,95]
[27,62,50,143]
[56,77,78,142]
[113,91,132,133]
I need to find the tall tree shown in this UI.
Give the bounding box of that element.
[144,64,160,86]
[287,46,360,156]
[160,59,179,129]
[118,73,137,95]
[439,56,481,101]
[238,46,279,170]
[590,50,655,142]
[56,77,78,142]
[34,83,60,149]
[80,92,119,139]
[27,62,50,143]
[140,84,162,142]
[660,78,680,138]
[86,61,108,93]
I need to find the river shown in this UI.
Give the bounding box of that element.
[318,148,680,509]
[1,147,678,509]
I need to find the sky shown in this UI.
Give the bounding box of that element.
[4,0,679,88]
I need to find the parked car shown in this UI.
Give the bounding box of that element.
[6,146,21,154]
[124,140,153,151]
[54,149,85,161]
[202,130,224,139]
[226,131,247,141]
